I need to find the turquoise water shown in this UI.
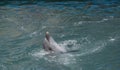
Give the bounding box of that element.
[0,1,120,70]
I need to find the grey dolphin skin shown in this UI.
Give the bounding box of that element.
[43,32,67,53]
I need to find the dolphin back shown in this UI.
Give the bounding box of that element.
[49,36,67,53]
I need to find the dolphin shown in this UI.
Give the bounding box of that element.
[43,32,67,53]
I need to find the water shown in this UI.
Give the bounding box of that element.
[0,1,120,70]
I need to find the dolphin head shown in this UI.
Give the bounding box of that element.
[43,31,67,53]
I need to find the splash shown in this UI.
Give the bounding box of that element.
[31,38,107,66]
[31,50,50,58]
[59,38,107,57]
[59,40,80,51]
[31,39,78,65]
[74,39,107,57]
[31,49,76,65]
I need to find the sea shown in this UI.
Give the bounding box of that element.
[0,0,120,70]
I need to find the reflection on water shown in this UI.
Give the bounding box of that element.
[0,1,120,70]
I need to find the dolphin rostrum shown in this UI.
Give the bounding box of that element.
[43,32,67,53]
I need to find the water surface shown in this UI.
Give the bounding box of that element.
[0,1,120,70]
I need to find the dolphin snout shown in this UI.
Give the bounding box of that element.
[45,31,50,41]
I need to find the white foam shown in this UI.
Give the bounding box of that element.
[74,21,83,26]
[55,53,76,65]
[75,40,107,57]
[31,50,50,58]
[59,40,80,50]
[31,50,76,65]
[42,26,46,29]
[109,37,116,42]
[29,31,37,37]
[31,39,106,65]
[109,38,115,41]
[59,40,77,46]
